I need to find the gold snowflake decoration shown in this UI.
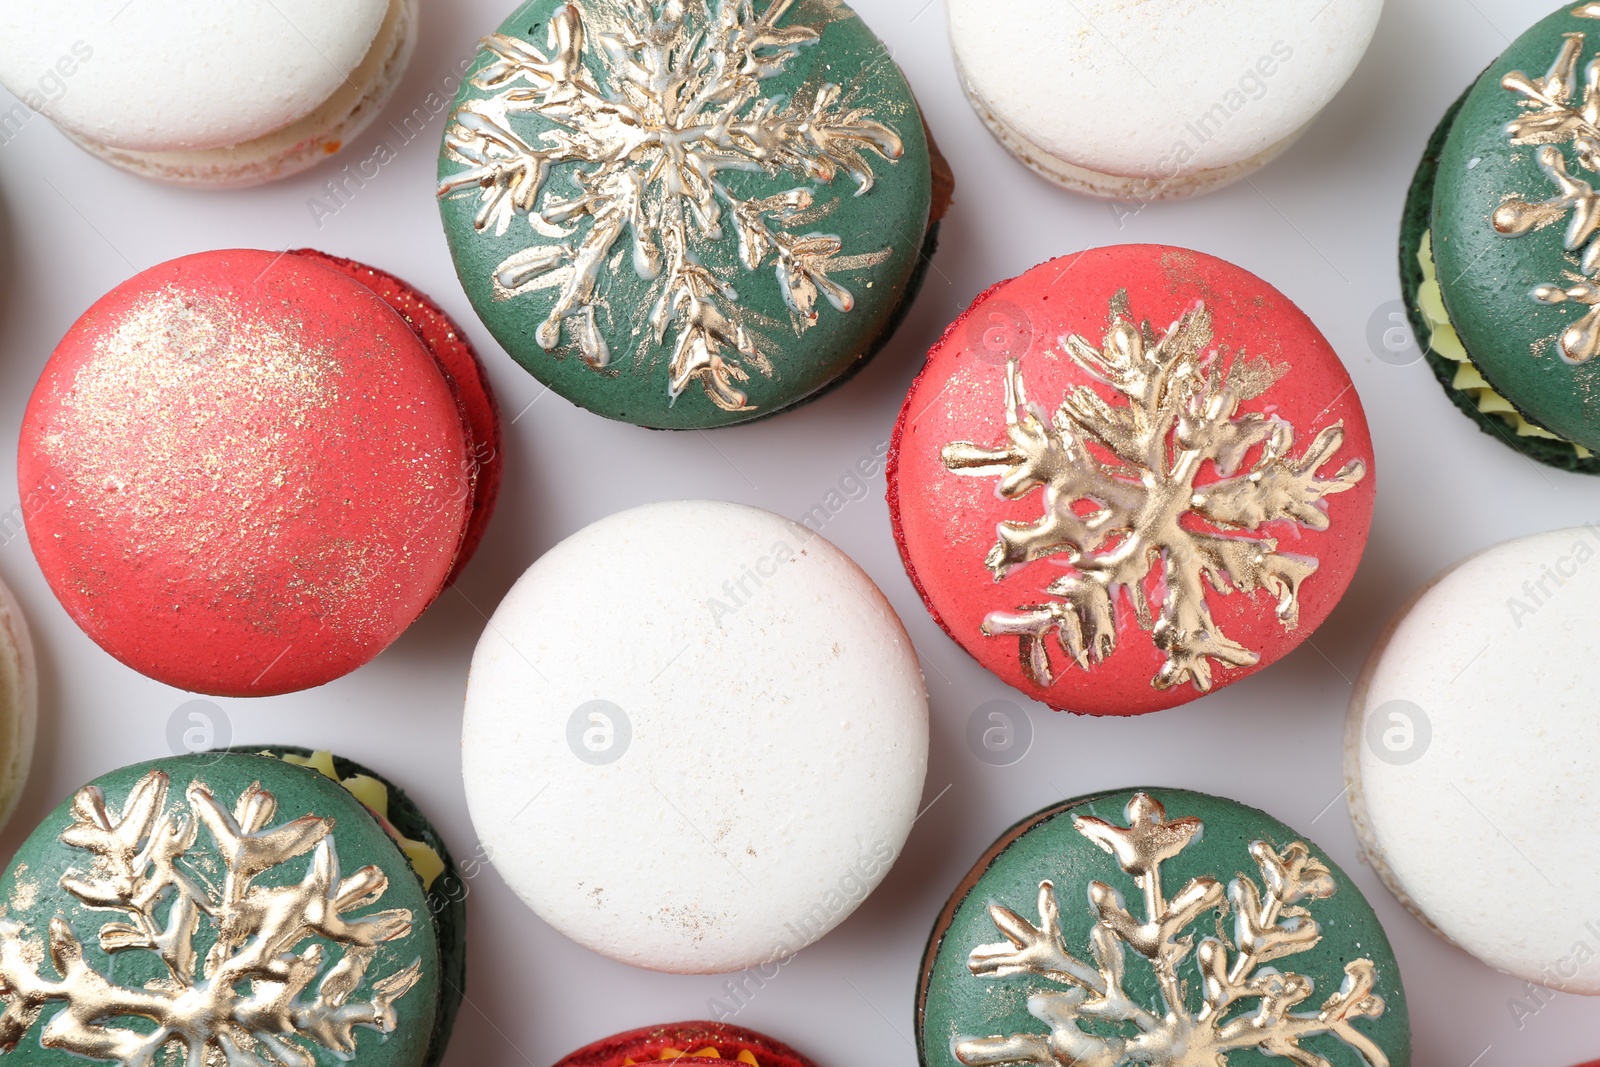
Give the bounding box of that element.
[0,770,421,1064]
[943,293,1365,693]
[438,0,903,411]
[1493,10,1600,363]
[956,793,1390,1067]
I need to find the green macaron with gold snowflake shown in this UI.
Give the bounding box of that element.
[918,789,1410,1067]
[0,749,465,1067]
[1403,2,1600,472]
[436,0,948,430]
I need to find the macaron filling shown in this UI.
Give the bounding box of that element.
[68,0,417,187]
[953,55,1304,200]
[0,581,35,835]
[1413,230,1590,456]
[243,746,467,1067]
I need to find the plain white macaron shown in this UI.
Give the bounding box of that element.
[462,500,929,974]
[0,576,37,834]
[0,0,416,187]
[948,0,1383,199]
[1347,527,1600,993]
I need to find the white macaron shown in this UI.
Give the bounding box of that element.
[462,500,929,974]
[1347,527,1600,993]
[0,576,36,833]
[0,0,416,187]
[947,0,1383,199]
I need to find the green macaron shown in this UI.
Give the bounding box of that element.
[436,0,944,430]
[917,789,1410,1067]
[1403,2,1600,472]
[0,750,464,1067]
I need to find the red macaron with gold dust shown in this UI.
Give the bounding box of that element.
[889,245,1375,716]
[18,248,502,697]
[554,1023,814,1067]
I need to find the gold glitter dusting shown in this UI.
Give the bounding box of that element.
[0,770,419,1064]
[40,289,466,647]
[942,293,1365,693]
[438,0,904,411]
[954,793,1388,1067]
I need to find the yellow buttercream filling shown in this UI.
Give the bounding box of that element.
[623,1050,760,1066]
[282,750,446,890]
[1417,230,1592,458]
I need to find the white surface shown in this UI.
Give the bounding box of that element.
[462,501,929,974]
[1351,528,1600,994]
[948,0,1383,177]
[0,0,391,151]
[0,0,1597,1065]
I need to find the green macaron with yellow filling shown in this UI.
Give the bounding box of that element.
[1403,2,1600,471]
[0,749,464,1067]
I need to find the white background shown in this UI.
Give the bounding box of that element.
[0,0,1594,1065]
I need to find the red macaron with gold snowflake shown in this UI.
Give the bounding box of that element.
[18,248,502,697]
[554,1023,814,1067]
[889,245,1375,716]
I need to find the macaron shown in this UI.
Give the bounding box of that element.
[18,248,502,697]
[0,577,36,833]
[1402,4,1600,472]
[462,499,929,973]
[0,0,417,187]
[947,0,1382,199]
[890,245,1375,716]
[555,1023,815,1067]
[0,748,462,1066]
[1347,526,1600,993]
[918,789,1410,1067]
[436,0,951,430]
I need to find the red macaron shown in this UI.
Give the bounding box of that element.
[889,245,1375,716]
[18,248,503,697]
[554,1023,815,1067]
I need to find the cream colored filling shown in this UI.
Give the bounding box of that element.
[70,0,416,188]
[1417,230,1591,458]
[281,749,446,890]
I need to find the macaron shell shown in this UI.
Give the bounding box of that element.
[0,753,441,1067]
[1349,527,1600,992]
[917,788,1410,1067]
[290,249,503,581]
[1431,5,1600,449]
[0,577,36,834]
[462,500,929,973]
[19,249,473,697]
[947,0,1382,179]
[555,1023,816,1067]
[890,245,1376,716]
[66,0,418,188]
[0,0,392,153]
[437,0,934,429]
